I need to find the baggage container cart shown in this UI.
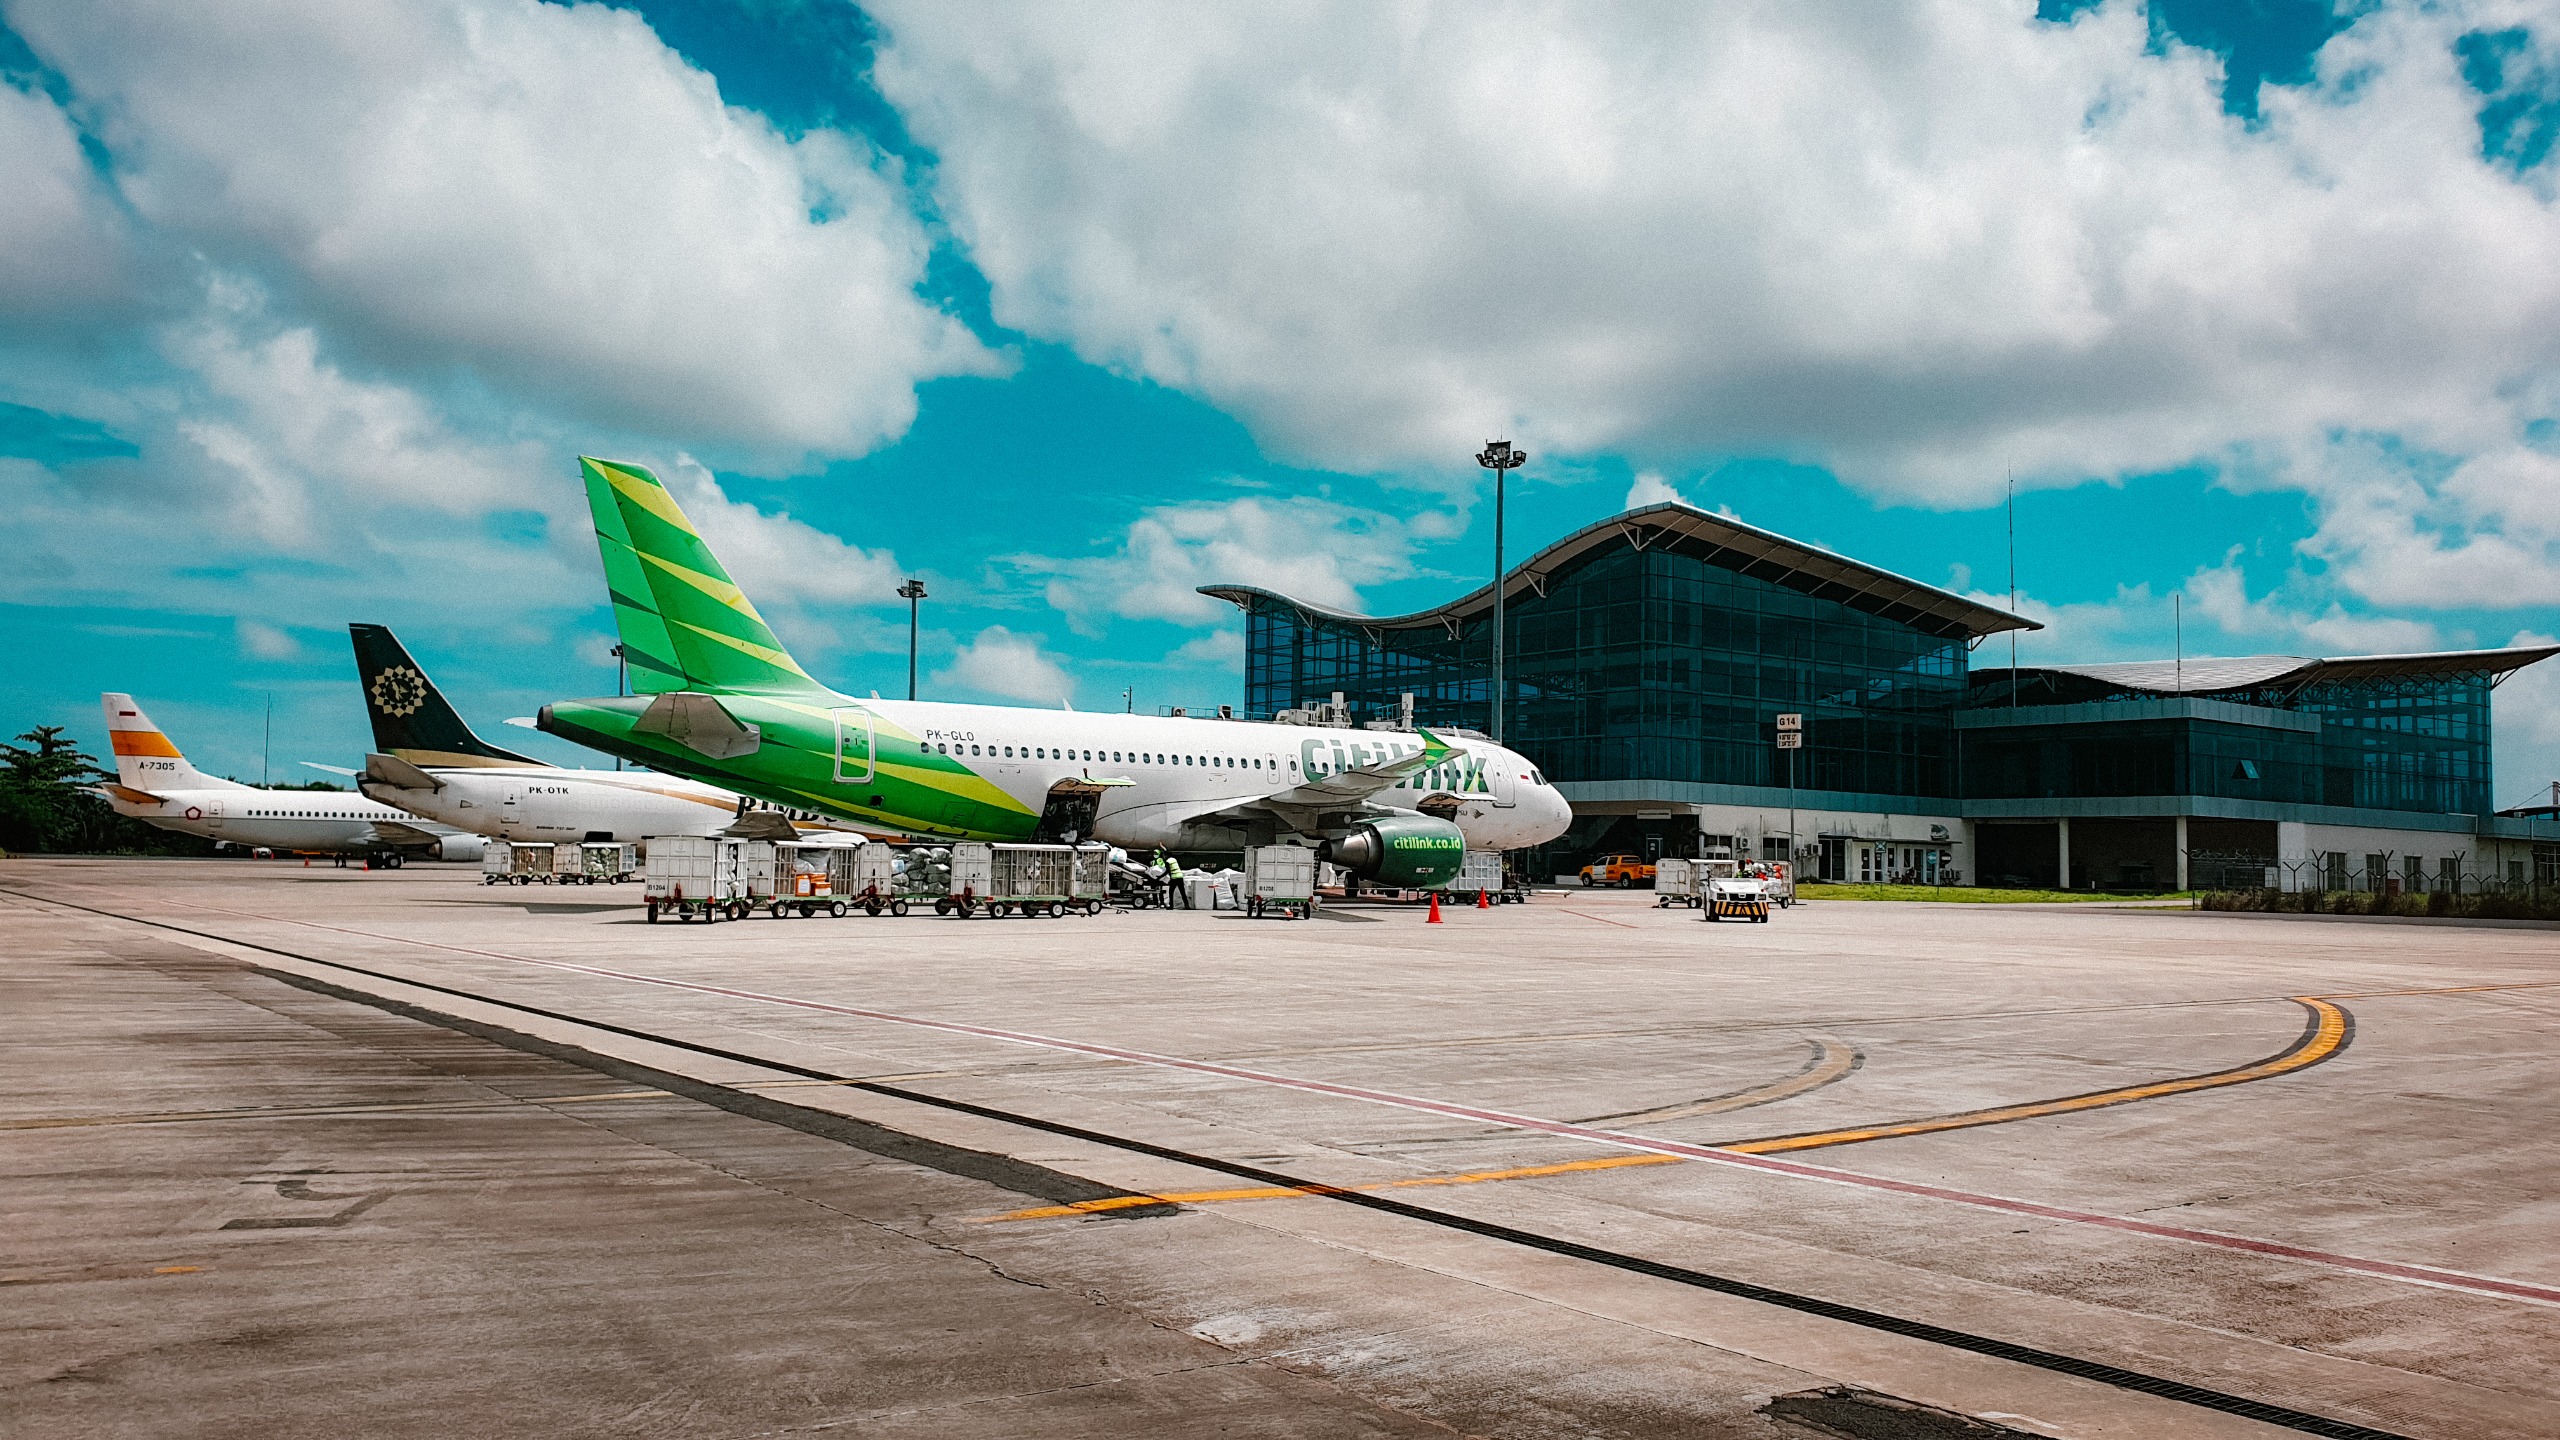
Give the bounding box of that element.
[1242,845,1316,919]
[1069,844,1113,905]
[840,844,910,915]
[1747,860,1795,907]
[645,836,751,922]
[548,842,597,884]
[894,847,949,910]
[481,843,515,885]
[936,842,993,916]
[734,840,778,910]
[501,842,553,885]
[574,842,636,884]
[938,842,1100,918]
[768,842,857,917]
[1653,857,1697,907]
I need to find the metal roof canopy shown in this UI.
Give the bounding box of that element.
[1979,645,2560,696]
[1200,501,2039,643]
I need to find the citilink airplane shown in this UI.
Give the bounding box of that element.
[538,458,1571,887]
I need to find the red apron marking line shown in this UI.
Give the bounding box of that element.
[1557,908,1642,930]
[142,896,2560,1309]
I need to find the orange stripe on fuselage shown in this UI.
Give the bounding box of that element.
[109,731,183,757]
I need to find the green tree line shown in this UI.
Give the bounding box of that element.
[0,726,212,856]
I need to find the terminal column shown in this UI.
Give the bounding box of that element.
[2056,816,2072,890]
[2174,814,2190,891]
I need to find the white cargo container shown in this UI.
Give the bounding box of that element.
[1653,857,1698,908]
[645,835,749,922]
[1069,844,1113,904]
[1242,845,1316,919]
[1446,850,1504,893]
[481,844,514,885]
[846,844,903,914]
[500,842,554,885]
[1749,860,1796,907]
[735,840,779,908]
[940,842,993,915]
[768,841,854,917]
[574,842,636,884]
[950,843,1098,917]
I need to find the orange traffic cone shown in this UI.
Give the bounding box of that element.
[1426,891,1443,923]
[1476,887,1491,909]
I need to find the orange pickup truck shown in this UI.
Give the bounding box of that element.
[1580,854,1656,887]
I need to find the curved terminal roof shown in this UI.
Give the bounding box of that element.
[1200,501,2039,643]
[1980,646,2560,696]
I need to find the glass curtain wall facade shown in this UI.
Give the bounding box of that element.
[1243,541,1968,800]
[1961,674,2492,815]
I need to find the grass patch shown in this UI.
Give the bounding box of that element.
[1796,882,2185,904]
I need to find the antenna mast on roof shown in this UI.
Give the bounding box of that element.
[2174,592,2183,694]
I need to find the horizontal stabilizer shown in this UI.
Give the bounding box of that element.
[364,752,445,792]
[301,761,359,777]
[634,691,762,760]
[96,783,163,805]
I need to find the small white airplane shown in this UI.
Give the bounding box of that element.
[92,693,480,866]
[343,623,831,845]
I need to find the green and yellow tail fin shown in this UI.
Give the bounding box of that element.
[579,457,820,696]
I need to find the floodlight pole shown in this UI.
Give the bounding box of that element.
[1476,441,1527,743]
[898,579,928,701]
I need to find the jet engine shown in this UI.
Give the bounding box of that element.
[1320,813,1467,888]
[432,833,487,863]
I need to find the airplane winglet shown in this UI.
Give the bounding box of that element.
[1414,727,1456,766]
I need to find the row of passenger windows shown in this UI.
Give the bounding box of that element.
[922,741,1277,772]
[247,809,370,818]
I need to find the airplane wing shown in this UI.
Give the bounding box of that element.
[1185,728,1457,833]
[1252,728,1453,809]
[367,819,448,848]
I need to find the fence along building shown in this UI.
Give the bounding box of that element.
[1207,501,2560,890]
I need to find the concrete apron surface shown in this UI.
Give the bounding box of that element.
[4,858,2557,1439]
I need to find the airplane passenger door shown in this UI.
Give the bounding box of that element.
[205,799,223,830]
[831,708,874,784]
[499,784,523,837]
[1486,759,1519,808]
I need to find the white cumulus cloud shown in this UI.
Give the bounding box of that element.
[1017,495,1425,631]
[13,0,997,459]
[0,81,134,332]
[873,0,2560,497]
[1625,471,1684,509]
[935,625,1074,704]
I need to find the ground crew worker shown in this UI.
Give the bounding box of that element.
[1164,850,1188,908]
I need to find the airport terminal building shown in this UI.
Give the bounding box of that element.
[1206,502,2560,891]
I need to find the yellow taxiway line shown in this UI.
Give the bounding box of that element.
[981,997,2351,1222]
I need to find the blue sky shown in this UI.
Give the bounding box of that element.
[2,0,2557,803]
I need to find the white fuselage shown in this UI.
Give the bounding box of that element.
[829,700,1574,851]
[102,786,472,857]
[364,766,745,844]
